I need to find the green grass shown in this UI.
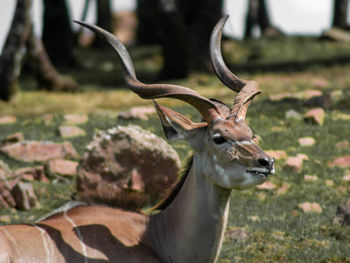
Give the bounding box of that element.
[1,36,350,262]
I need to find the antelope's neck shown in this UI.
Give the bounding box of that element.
[147,154,231,263]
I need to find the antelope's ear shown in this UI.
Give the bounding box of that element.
[153,101,207,140]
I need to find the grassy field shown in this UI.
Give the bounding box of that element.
[1,36,350,262]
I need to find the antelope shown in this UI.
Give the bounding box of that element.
[0,16,274,263]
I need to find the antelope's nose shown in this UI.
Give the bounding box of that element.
[258,157,274,171]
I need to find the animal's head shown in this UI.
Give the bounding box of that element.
[76,15,274,190]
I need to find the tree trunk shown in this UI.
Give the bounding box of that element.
[158,0,189,79]
[258,0,271,33]
[332,0,349,29]
[178,0,223,72]
[0,0,32,101]
[26,28,79,92]
[42,0,78,68]
[245,0,277,38]
[93,0,113,48]
[136,0,160,44]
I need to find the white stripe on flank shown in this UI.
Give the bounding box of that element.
[64,211,89,263]
[0,228,16,248]
[32,224,53,262]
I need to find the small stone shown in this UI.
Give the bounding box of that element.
[46,159,79,177]
[226,227,250,242]
[256,181,277,190]
[301,90,323,100]
[337,113,350,120]
[312,79,329,88]
[0,132,24,146]
[336,141,349,149]
[10,182,38,210]
[325,180,334,186]
[0,215,11,223]
[298,202,322,213]
[118,106,156,121]
[328,156,350,168]
[249,216,260,222]
[0,116,16,125]
[265,150,287,160]
[43,114,54,125]
[343,174,350,181]
[0,141,77,163]
[285,110,302,120]
[284,154,308,173]
[335,199,350,225]
[304,175,318,182]
[298,137,315,147]
[14,166,47,182]
[62,142,79,159]
[269,93,292,101]
[63,114,88,125]
[59,126,86,138]
[304,108,325,125]
[277,183,290,195]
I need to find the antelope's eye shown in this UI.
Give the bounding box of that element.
[213,134,227,145]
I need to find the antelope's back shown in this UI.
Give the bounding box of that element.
[0,206,161,263]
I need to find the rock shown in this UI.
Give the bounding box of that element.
[118,106,156,121]
[269,93,292,101]
[0,215,11,223]
[226,227,250,242]
[304,108,325,125]
[77,125,181,210]
[10,182,38,210]
[334,199,350,226]
[0,141,78,163]
[277,183,290,195]
[0,132,24,146]
[312,79,329,88]
[335,140,349,149]
[284,154,308,173]
[46,159,78,177]
[13,166,48,182]
[343,174,350,181]
[265,150,287,160]
[298,202,322,213]
[63,114,89,125]
[0,116,16,125]
[328,156,350,168]
[256,181,277,190]
[304,175,318,182]
[59,126,86,138]
[298,137,316,147]
[285,110,302,120]
[0,169,16,208]
[301,90,323,100]
[325,180,334,186]
[248,216,260,222]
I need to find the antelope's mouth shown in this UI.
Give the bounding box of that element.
[247,167,273,179]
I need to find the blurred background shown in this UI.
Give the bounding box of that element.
[0,0,350,102]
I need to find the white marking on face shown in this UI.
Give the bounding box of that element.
[32,224,53,262]
[234,140,254,146]
[64,211,88,263]
[213,154,217,162]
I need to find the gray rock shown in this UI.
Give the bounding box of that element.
[77,125,181,210]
